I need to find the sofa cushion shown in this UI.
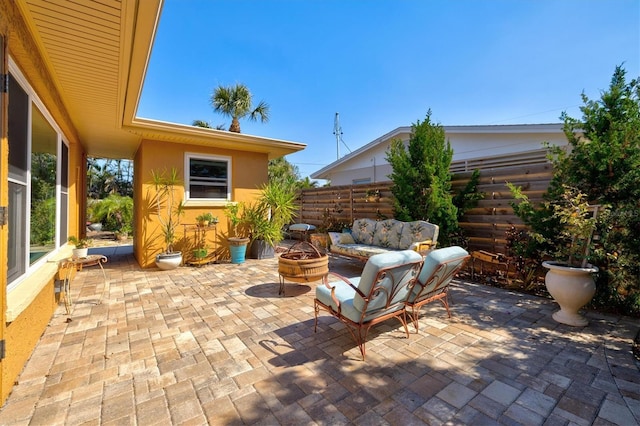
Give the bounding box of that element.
[339,233,356,244]
[400,221,439,249]
[372,219,404,249]
[331,243,400,260]
[352,218,376,245]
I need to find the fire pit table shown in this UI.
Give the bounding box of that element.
[278,241,329,296]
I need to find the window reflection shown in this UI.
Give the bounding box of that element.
[30,106,57,264]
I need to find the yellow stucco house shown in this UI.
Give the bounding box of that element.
[0,0,304,404]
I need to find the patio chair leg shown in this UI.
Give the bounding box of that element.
[440,297,451,318]
[394,316,410,338]
[410,308,420,333]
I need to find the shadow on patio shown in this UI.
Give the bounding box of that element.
[0,243,638,425]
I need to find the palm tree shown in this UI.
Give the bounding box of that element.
[211,83,269,133]
[298,176,319,189]
[192,119,212,128]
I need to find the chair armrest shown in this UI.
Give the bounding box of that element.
[322,272,367,301]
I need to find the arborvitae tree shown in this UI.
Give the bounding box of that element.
[550,65,640,314]
[386,111,458,245]
[511,66,640,315]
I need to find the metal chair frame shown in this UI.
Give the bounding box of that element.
[314,258,422,360]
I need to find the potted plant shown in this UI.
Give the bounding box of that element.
[510,184,604,326]
[192,218,211,261]
[244,181,298,259]
[114,223,132,241]
[68,235,92,258]
[310,208,332,251]
[151,168,185,270]
[224,202,250,264]
[196,212,217,227]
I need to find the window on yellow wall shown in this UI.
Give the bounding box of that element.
[184,153,231,201]
[7,66,69,288]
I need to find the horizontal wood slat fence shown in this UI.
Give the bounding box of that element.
[296,162,553,254]
[451,162,553,254]
[296,182,395,230]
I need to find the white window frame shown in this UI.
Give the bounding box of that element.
[7,59,70,291]
[183,152,232,205]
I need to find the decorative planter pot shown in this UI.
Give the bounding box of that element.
[309,233,329,252]
[249,239,275,259]
[72,247,89,259]
[155,252,183,270]
[88,222,103,232]
[228,237,250,264]
[193,248,208,259]
[542,261,598,326]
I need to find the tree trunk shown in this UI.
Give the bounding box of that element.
[229,117,241,133]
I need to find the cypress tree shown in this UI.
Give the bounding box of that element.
[386,111,458,245]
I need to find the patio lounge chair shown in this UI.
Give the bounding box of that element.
[405,246,470,332]
[314,249,423,360]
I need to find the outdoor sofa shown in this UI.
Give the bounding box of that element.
[328,218,439,261]
[314,246,469,360]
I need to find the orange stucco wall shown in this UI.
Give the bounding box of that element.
[134,139,268,268]
[0,1,85,405]
[2,283,56,402]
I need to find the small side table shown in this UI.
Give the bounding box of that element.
[59,255,108,314]
[287,223,316,241]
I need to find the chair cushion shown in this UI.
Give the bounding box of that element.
[353,250,423,312]
[411,246,469,300]
[315,277,363,323]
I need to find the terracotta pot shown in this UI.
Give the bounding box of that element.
[309,233,329,251]
[542,261,598,326]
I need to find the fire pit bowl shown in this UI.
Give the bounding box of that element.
[278,241,329,295]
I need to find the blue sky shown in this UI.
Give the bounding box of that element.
[138,0,640,179]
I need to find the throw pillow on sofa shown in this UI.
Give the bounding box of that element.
[339,233,356,244]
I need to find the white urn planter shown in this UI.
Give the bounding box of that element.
[155,252,183,270]
[542,261,598,326]
[72,247,89,259]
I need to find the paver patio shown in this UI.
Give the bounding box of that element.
[0,244,638,425]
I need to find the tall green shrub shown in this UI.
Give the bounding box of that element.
[553,66,640,314]
[90,194,133,233]
[511,66,640,315]
[386,111,458,245]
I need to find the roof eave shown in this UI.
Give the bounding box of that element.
[126,117,306,159]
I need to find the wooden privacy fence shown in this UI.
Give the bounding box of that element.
[451,162,553,254]
[296,182,395,230]
[296,162,553,254]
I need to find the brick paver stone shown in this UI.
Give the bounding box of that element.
[0,247,637,426]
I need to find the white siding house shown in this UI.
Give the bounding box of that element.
[311,123,567,185]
